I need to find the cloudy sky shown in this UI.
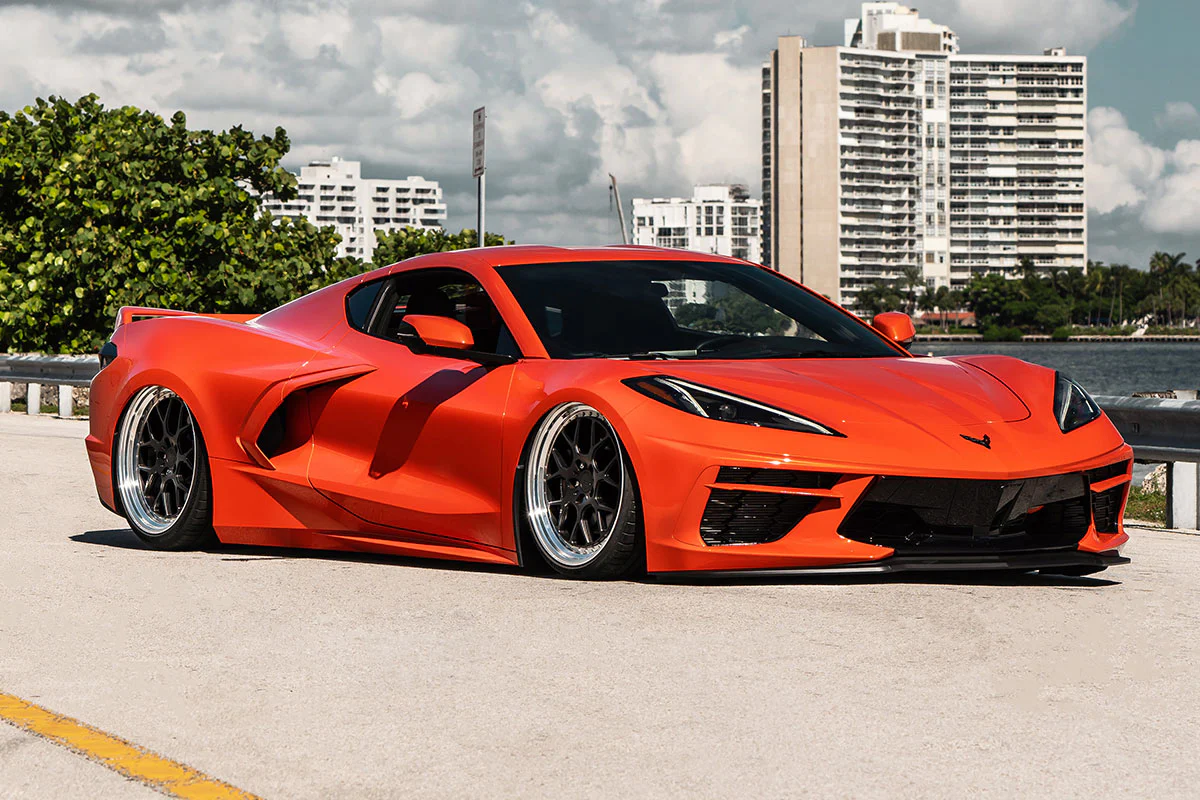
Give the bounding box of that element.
[1,0,1197,268]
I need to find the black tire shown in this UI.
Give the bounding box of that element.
[113,386,215,551]
[521,402,643,579]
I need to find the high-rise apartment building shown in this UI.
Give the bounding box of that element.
[632,184,762,263]
[260,157,447,262]
[631,185,762,308]
[762,3,1086,308]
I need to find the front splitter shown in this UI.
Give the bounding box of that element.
[653,549,1129,578]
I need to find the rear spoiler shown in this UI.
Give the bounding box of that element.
[115,306,259,329]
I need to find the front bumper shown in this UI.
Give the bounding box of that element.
[629,414,1134,573]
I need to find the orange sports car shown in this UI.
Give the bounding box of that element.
[86,246,1132,578]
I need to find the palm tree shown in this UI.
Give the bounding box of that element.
[1108,264,1133,327]
[1149,251,1188,326]
[1086,266,1109,326]
[900,265,924,316]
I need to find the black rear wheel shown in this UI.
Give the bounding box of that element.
[114,386,214,550]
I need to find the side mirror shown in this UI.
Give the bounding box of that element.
[872,312,916,349]
[402,315,474,350]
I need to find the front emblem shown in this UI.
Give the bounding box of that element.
[961,433,992,449]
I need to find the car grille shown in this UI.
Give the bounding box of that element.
[716,467,840,490]
[700,489,819,546]
[838,473,1092,555]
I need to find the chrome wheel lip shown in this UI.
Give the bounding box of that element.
[115,386,197,536]
[525,402,626,569]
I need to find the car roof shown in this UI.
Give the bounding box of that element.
[469,245,749,269]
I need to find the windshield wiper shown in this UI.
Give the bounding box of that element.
[715,348,874,360]
[614,352,678,360]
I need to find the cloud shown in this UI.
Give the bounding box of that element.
[0,0,1145,250]
[1088,107,1200,232]
[1142,141,1200,234]
[1087,106,1200,266]
[1156,101,1200,133]
[1087,107,1166,214]
[923,0,1135,54]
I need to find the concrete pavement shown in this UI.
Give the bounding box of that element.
[1,412,1197,798]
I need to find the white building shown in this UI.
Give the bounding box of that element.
[844,2,958,54]
[260,157,447,262]
[632,184,762,263]
[762,3,1086,308]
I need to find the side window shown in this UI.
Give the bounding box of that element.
[368,268,516,356]
[346,279,385,331]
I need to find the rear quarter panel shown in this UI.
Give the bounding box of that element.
[87,316,333,510]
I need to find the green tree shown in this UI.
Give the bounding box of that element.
[853,282,905,318]
[372,227,511,267]
[0,94,361,353]
[900,264,924,315]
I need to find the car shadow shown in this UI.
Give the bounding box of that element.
[72,528,1119,588]
[70,528,523,576]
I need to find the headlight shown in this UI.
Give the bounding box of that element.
[623,376,843,436]
[1054,372,1101,433]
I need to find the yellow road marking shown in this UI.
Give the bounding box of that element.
[0,691,259,799]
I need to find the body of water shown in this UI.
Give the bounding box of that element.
[921,341,1200,397]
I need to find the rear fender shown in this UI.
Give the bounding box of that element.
[94,316,366,465]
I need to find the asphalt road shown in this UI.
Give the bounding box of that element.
[1,412,1198,798]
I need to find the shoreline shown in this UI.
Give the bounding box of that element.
[918,335,1200,343]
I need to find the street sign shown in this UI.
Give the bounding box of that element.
[472,106,486,178]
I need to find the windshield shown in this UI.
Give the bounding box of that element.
[499,260,902,360]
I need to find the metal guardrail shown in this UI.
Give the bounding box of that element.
[0,354,98,386]
[1095,395,1200,464]
[0,354,97,417]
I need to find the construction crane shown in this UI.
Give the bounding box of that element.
[608,173,629,244]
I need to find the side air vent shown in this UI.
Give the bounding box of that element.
[700,489,818,546]
[257,406,287,459]
[255,394,311,461]
[716,467,840,489]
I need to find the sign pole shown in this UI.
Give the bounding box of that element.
[472,106,486,248]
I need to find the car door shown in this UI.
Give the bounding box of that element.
[306,267,519,550]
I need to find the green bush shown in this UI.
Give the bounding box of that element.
[1051,325,1074,341]
[371,227,510,267]
[982,325,1024,342]
[0,94,362,354]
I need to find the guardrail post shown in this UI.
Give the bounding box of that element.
[27,383,41,416]
[58,385,73,418]
[1167,462,1200,532]
[0,382,10,413]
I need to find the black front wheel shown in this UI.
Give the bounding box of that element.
[522,403,642,579]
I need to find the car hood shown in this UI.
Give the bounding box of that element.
[645,356,1032,433]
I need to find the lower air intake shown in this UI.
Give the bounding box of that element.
[716,467,840,490]
[700,489,818,546]
[1091,485,1125,534]
[839,473,1091,555]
